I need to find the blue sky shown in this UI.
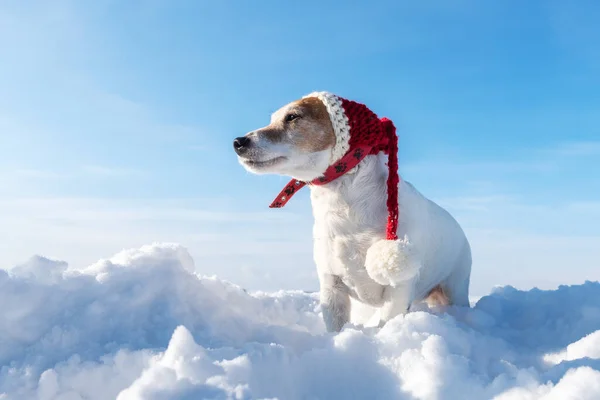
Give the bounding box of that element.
[1,0,599,296]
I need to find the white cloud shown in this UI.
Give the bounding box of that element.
[565,201,600,214]
[468,229,600,293]
[0,197,314,291]
[0,194,598,296]
[14,169,65,179]
[432,194,600,294]
[543,141,600,157]
[436,195,516,212]
[402,159,556,177]
[0,3,205,151]
[81,165,146,178]
[402,140,600,185]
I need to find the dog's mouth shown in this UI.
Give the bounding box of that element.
[240,156,287,169]
[239,156,287,172]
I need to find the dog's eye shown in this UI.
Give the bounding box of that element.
[285,113,300,122]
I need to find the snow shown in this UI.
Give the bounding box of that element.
[1,243,599,399]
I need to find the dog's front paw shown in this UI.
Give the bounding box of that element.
[365,238,421,286]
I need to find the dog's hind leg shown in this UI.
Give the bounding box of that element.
[320,274,351,332]
[425,285,450,307]
[442,244,472,307]
[443,271,470,307]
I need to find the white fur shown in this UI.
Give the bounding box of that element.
[311,154,471,331]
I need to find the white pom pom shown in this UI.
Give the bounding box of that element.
[365,238,421,286]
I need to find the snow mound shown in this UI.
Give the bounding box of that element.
[1,243,599,399]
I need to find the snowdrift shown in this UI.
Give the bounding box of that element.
[1,243,599,399]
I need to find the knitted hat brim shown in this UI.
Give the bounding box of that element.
[303,92,351,164]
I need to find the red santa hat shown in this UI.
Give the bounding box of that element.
[271,92,417,286]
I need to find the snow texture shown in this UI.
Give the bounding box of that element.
[1,243,599,399]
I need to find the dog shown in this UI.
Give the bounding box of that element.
[234,92,471,332]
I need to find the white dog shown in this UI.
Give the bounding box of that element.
[234,92,471,332]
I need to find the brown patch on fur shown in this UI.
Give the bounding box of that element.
[425,285,450,307]
[257,97,335,152]
[291,97,336,152]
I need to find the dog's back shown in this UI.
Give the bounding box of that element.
[397,179,471,306]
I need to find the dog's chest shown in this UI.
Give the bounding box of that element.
[310,177,387,283]
[313,224,377,279]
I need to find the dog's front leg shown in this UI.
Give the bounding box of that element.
[320,274,350,332]
[378,279,416,327]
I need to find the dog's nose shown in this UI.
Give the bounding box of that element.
[233,136,251,154]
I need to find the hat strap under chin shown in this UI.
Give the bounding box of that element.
[269,144,372,208]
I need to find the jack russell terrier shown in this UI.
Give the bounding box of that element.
[234,92,471,332]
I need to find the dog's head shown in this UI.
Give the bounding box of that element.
[233,97,336,181]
